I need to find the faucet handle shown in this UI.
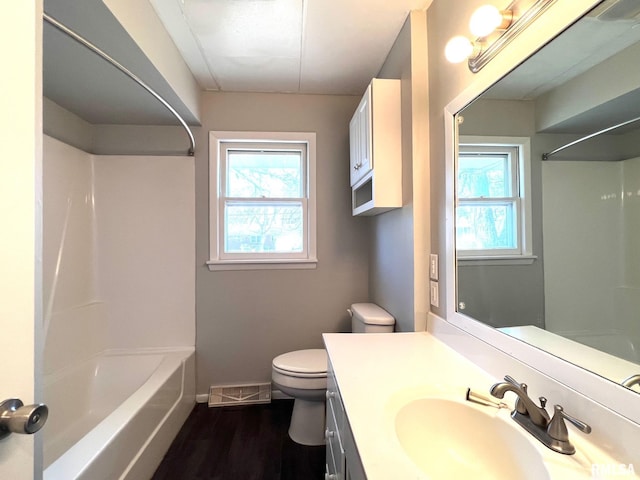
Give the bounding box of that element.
[548,404,592,443]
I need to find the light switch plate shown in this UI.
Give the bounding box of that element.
[430,281,439,308]
[430,254,439,280]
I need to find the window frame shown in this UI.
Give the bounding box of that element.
[456,136,534,264]
[207,131,317,271]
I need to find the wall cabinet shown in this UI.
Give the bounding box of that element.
[326,359,366,480]
[349,78,402,216]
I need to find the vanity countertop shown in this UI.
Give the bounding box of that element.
[323,331,635,480]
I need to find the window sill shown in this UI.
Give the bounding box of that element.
[206,258,318,271]
[457,255,537,266]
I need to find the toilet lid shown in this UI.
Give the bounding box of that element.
[272,349,327,375]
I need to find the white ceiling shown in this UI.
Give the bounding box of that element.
[150,0,432,95]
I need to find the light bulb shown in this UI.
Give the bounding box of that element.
[445,36,475,63]
[469,5,509,37]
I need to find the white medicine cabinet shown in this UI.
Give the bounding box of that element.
[349,78,402,216]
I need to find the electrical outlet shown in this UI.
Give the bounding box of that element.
[430,281,439,308]
[430,254,439,280]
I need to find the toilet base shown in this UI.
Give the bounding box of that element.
[288,397,326,446]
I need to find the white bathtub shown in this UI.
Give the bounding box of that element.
[43,348,195,480]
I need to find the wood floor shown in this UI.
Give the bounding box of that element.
[152,400,325,480]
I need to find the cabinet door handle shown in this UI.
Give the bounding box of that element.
[325,428,335,439]
[326,390,336,399]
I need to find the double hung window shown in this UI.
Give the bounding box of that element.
[208,131,316,270]
[456,137,532,261]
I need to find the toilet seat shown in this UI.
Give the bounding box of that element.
[272,349,327,378]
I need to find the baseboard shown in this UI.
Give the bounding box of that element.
[195,393,209,403]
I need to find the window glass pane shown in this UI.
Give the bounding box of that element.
[457,154,511,198]
[456,203,516,250]
[224,202,303,253]
[227,151,302,198]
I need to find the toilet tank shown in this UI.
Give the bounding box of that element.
[350,303,395,333]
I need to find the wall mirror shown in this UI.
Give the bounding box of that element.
[452,0,640,395]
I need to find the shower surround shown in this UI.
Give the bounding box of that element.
[42,135,195,478]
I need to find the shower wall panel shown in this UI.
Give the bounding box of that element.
[43,136,106,374]
[93,155,195,350]
[43,135,195,375]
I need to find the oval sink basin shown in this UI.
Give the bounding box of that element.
[394,398,550,480]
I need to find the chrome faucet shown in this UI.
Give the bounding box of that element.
[622,374,640,389]
[490,375,591,455]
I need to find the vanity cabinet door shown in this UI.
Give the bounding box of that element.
[342,420,366,480]
[327,358,367,480]
[326,360,346,480]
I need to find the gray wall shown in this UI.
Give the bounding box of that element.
[369,11,430,332]
[44,98,94,153]
[194,92,370,393]
[43,97,189,156]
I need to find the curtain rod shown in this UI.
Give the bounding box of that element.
[542,114,640,161]
[43,12,195,156]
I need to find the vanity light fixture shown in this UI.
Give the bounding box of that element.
[469,5,513,37]
[445,0,557,73]
[444,36,481,64]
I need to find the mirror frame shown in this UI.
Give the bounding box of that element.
[442,0,640,426]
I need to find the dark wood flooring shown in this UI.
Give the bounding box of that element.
[152,400,325,480]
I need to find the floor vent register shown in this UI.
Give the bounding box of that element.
[208,383,272,407]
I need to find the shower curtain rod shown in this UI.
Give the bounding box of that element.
[542,114,640,160]
[43,13,195,156]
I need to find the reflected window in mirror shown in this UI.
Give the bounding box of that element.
[457,138,533,261]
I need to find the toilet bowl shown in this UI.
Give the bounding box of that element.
[272,349,328,445]
[271,303,395,446]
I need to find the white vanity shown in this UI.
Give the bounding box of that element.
[323,330,639,479]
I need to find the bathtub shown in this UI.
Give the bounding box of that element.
[43,348,195,480]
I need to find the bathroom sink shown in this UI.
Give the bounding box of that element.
[394,398,550,480]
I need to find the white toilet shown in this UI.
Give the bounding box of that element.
[271,302,395,445]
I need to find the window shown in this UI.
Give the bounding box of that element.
[208,131,316,270]
[456,137,533,262]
